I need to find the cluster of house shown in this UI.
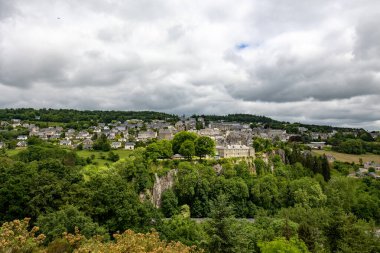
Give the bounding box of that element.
[370,131,380,140]
[352,161,380,179]
[0,118,350,159]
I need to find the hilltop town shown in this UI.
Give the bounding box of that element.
[3,113,376,157]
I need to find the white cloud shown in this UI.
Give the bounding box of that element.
[1,0,380,130]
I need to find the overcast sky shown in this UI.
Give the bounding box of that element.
[1,0,380,130]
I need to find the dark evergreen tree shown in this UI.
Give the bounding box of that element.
[321,155,331,181]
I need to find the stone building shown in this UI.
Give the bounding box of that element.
[216,145,255,158]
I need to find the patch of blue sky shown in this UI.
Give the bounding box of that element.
[236,43,249,50]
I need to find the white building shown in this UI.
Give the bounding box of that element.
[125,142,135,150]
[137,131,157,141]
[59,139,72,146]
[216,145,255,158]
[17,135,28,140]
[111,142,122,149]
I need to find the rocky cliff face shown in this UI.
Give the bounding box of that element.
[152,169,177,208]
[255,149,286,173]
[259,149,286,164]
[274,149,286,163]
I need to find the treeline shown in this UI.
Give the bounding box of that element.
[328,131,380,154]
[287,123,359,134]
[0,128,29,141]
[0,108,179,123]
[200,114,277,124]
[198,113,355,133]
[332,139,380,154]
[287,146,331,181]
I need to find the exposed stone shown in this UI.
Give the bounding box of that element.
[152,169,177,208]
[274,149,286,163]
[213,164,223,175]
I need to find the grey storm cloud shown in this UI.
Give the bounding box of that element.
[1,0,380,129]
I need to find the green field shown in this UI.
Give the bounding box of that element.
[312,150,380,164]
[76,149,134,166]
[5,148,25,157]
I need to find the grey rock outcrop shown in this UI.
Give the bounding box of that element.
[152,169,177,208]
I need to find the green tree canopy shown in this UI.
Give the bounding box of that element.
[36,205,108,242]
[93,133,111,151]
[259,237,310,253]
[289,177,327,208]
[172,131,197,154]
[195,136,215,158]
[179,140,195,160]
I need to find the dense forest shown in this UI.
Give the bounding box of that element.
[1,138,379,252]
[328,132,380,154]
[0,108,179,123]
[198,113,357,133]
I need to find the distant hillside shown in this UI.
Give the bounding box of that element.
[201,113,277,124]
[0,108,179,123]
[199,113,359,133]
[0,108,362,132]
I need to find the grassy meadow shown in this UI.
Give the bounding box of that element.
[76,149,134,166]
[312,149,380,164]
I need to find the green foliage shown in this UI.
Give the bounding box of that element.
[27,136,45,146]
[333,139,365,154]
[214,177,250,217]
[75,172,160,232]
[161,189,179,217]
[146,140,173,161]
[251,175,280,211]
[259,237,310,253]
[202,113,276,124]
[145,142,161,161]
[0,108,178,124]
[158,140,174,158]
[0,139,379,252]
[254,158,269,176]
[289,177,327,208]
[332,161,354,176]
[328,132,380,154]
[77,143,83,150]
[0,161,38,222]
[107,151,119,162]
[206,194,236,253]
[0,152,83,223]
[36,205,108,242]
[172,131,198,154]
[279,206,331,252]
[194,136,215,158]
[286,146,330,181]
[93,133,111,151]
[360,132,374,142]
[0,128,29,141]
[160,209,206,247]
[17,145,80,164]
[179,140,196,160]
[352,191,380,222]
[253,137,273,152]
[325,211,380,253]
[325,176,357,212]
